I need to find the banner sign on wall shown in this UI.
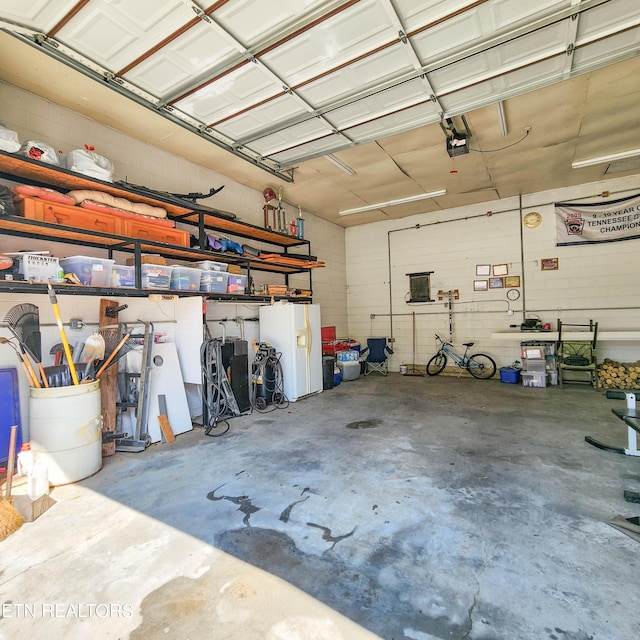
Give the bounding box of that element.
[555,193,640,246]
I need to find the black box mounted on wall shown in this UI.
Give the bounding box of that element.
[407,271,434,303]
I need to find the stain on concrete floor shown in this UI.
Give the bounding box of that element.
[3,375,638,640]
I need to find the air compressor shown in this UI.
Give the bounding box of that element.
[251,342,284,410]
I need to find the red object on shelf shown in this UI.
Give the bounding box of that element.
[321,326,351,355]
[321,326,336,342]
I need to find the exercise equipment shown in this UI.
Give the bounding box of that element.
[585,390,640,457]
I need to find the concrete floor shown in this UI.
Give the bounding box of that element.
[1,373,639,640]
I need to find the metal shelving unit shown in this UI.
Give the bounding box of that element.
[0,151,315,301]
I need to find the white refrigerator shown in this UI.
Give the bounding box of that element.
[259,302,323,402]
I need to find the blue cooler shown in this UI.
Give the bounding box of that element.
[499,367,521,384]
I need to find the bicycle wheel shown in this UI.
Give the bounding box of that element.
[466,353,497,379]
[426,352,447,376]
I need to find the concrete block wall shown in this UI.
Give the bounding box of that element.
[346,177,640,372]
[0,80,347,431]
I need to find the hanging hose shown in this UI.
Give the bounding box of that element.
[200,339,237,437]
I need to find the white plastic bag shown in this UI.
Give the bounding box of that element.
[0,125,20,152]
[66,147,114,182]
[20,140,59,165]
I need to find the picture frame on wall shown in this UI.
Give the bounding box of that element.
[492,263,508,276]
[541,257,559,271]
[475,264,491,276]
[489,277,504,289]
[504,275,521,287]
[473,280,488,291]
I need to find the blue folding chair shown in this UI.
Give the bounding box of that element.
[361,338,394,376]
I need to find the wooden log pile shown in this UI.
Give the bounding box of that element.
[595,358,640,390]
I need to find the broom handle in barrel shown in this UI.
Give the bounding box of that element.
[20,345,41,389]
[17,350,38,388]
[38,362,50,388]
[23,350,49,388]
[47,283,79,385]
[95,333,131,379]
[1,337,38,387]
[20,343,48,389]
[6,425,18,499]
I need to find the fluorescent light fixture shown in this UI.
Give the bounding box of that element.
[497,101,508,136]
[326,154,356,176]
[572,148,640,169]
[339,189,446,216]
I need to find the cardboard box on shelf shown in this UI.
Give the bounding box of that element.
[267,285,288,296]
[15,253,62,282]
[126,255,166,266]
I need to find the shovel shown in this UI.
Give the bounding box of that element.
[43,364,72,387]
[80,332,106,380]
[51,341,80,366]
[50,342,65,366]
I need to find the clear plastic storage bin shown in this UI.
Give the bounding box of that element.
[195,260,227,272]
[226,274,247,293]
[141,264,172,289]
[521,372,547,388]
[170,266,202,291]
[111,264,135,288]
[59,256,114,286]
[200,270,229,293]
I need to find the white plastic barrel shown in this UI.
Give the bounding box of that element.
[29,380,103,486]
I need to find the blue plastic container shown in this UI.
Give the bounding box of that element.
[499,367,521,384]
[0,367,22,465]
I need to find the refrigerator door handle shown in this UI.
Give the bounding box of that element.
[304,305,311,394]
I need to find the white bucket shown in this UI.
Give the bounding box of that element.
[399,364,407,374]
[29,380,103,486]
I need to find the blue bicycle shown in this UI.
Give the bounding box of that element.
[426,333,497,379]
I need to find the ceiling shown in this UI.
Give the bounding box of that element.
[0,0,639,227]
